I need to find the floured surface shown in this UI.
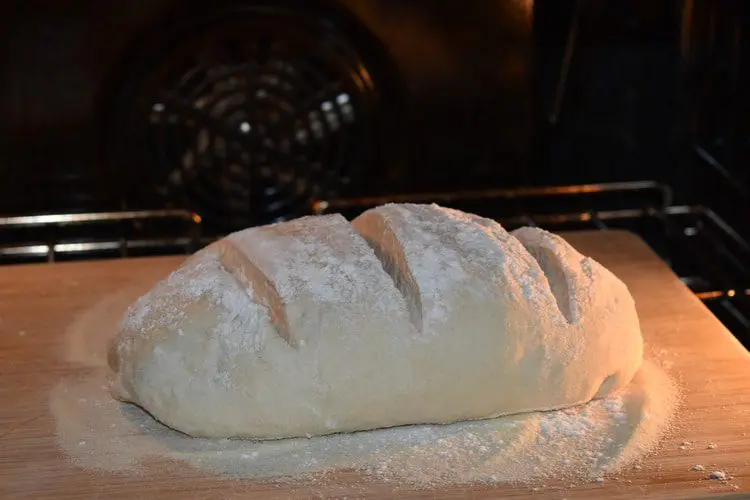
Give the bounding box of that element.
[50,352,677,488]
[52,251,673,488]
[2,230,750,499]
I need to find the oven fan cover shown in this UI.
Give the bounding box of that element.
[104,1,394,230]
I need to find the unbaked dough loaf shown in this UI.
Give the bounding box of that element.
[108,203,643,439]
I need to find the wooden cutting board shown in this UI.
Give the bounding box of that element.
[1,230,749,499]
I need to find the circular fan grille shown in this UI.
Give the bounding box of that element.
[106,4,392,229]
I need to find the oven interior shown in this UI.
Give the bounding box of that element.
[1,0,749,346]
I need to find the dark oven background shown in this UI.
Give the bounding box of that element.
[1,0,750,346]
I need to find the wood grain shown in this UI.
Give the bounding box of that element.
[0,230,749,499]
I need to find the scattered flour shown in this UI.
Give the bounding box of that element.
[51,290,681,489]
[710,471,728,481]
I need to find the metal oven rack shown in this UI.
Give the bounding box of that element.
[0,209,207,263]
[2,180,749,346]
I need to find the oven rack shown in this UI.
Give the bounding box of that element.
[0,209,207,262]
[1,180,748,345]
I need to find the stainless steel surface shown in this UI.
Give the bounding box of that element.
[311,180,673,214]
[0,209,199,227]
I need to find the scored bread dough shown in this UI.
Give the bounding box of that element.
[108,203,644,439]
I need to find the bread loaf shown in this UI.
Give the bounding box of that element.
[108,203,643,439]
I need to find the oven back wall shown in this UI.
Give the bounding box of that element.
[0,0,176,213]
[0,0,530,217]
[0,0,698,219]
